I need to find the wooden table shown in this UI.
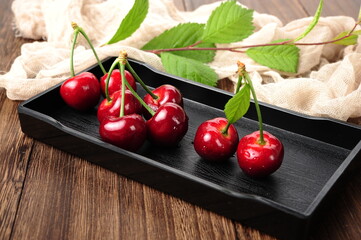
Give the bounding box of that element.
[1,0,360,239]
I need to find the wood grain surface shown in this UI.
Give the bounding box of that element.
[1,0,361,240]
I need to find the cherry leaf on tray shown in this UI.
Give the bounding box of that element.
[106,0,149,44]
[142,23,216,63]
[246,44,300,73]
[202,0,255,43]
[224,84,250,124]
[160,52,218,86]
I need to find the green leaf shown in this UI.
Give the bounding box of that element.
[106,0,149,44]
[293,0,323,42]
[332,30,361,45]
[246,44,300,73]
[173,41,216,63]
[160,52,218,86]
[142,23,215,63]
[224,84,251,124]
[202,0,255,43]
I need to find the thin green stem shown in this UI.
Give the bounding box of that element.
[243,71,265,145]
[105,59,119,102]
[125,61,158,99]
[70,30,80,77]
[118,50,155,116]
[221,121,231,135]
[78,28,106,74]
[119,63,126,118]
[122,71,156,117]
[72,22,106,75]
[235,75,243,94]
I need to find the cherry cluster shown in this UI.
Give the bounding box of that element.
[59,24,187,152]
[61,52,188,152]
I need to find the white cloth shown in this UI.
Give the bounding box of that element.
[1,0,360,121]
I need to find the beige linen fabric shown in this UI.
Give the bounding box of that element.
[1,0,360,121]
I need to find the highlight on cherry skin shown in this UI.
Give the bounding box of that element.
[237,130,284,178]
[193,117,239,162]
[60,72,101,111]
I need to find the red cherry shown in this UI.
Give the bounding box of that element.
[60,72,100,111]
[99,114,147,152]
[97,90,142,122]
[143,84,183,119]
[237,131,284,178]
[194,118,239,161]
[100,69,137,96]
[146,102,188,147]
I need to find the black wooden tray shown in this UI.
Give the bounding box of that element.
[18,57,361,240]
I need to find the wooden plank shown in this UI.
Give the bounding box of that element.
[0,0,35,238]
[179,0,359,25]
[10,143,123,240]
[173,0,186,11]
[0,93,33,240]
[194,207,237,240]
[299,0,360,19]
[180,0,307,22]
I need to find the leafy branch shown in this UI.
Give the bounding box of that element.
[104,0,360,86]
[144,20,361,54]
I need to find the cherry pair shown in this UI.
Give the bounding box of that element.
[194,62,284,178]
[194,118,283,178]
[60,22,137,112]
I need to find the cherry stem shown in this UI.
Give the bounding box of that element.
[125,61,158,100]
[240,63,266,145]
[235,68,245,94]
[71,22,106,75]
[104,59,119,102]
[70,30,80,77]
[222,66,245,135]
[221,121,231,135]
[118,51,156,117]
[119,63,126,118]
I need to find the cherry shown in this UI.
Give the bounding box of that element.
[60,72,101,111]
[97,89,142,122]
[237,131,284,178]
[143,84,183,119]
[99,114,147,152]
[146,102,188,147]
[194,117,239,161]
[100,69,137,97]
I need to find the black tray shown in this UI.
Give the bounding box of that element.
[18,57,361,240]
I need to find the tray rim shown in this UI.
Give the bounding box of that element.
[18,57,361,221]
